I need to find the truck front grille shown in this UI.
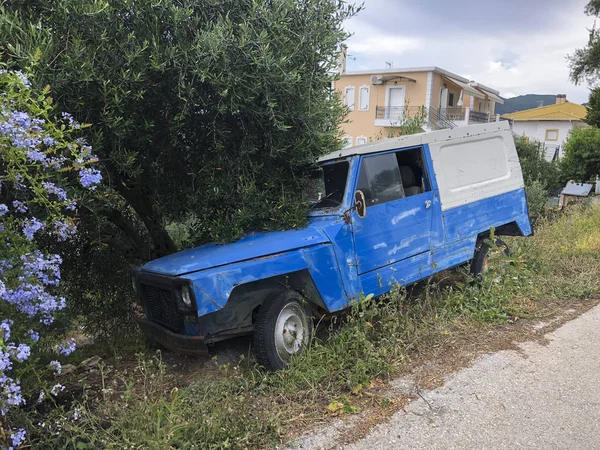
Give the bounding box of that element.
[141,284,184,333]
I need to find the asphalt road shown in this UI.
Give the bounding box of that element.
[345,304,600,450]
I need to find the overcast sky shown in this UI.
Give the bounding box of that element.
[344,0,596,103]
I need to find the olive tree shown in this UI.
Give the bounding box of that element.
[0,0,358,258]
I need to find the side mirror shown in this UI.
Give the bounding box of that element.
[354,190,367,219]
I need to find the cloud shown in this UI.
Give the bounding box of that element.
[343,0,596,103]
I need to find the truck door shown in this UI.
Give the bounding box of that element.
[352,146,434,276]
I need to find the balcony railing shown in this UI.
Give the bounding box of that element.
[438,107,466,122]
[373,106,498,131]
[469,110,491,123]
[375,106,428,121]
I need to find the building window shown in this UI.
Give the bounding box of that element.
[343,136,353,148]
[356,136,367,146]
[448,92,455,107]
[545,129,559,141]
[344,86,355,112]
[358,86,370,111]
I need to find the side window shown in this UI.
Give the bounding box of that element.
[357,153,404,207]
[395,146,431,197]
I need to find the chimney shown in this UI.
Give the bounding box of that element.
[556,94,567,105]
[338,44,347,74]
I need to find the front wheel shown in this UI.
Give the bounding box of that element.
[253,291,313,371]
[470,238,510,278]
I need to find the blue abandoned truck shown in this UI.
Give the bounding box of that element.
[132,122,532,370]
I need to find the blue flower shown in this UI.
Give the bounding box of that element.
[15,344,30,362]
[0,320,13,340]
[49,360,61,375]
[58,338,76,356]
[79,167,102,189]
[26,330,39,342]
[26,149,46,162]
[22,218,44,241]
[10,428,26,448]
[0,204,7,217]
[42,182,68,201]
[12,200,27,214]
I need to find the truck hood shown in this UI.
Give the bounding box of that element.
[140,226,330,276]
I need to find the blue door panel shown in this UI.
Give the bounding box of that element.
[353,191,434,274]
[359,251,433,298]
[442,188,532,242]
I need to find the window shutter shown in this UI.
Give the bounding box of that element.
[344,86,355,111]
[359,86,370,111]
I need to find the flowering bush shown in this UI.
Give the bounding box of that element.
[0,69,101,447]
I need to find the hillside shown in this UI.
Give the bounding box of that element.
[496,94,558,116]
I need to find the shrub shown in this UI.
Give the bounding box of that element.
[514,135,561,217]
[0,69,101,446]
[561,126,600,182]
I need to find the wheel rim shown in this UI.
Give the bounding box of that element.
[274,302,309,361]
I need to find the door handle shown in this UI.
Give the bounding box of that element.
[425,200,432,209]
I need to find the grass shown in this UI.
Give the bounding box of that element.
[20,202,600,449]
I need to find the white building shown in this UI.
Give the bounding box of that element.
[502,95,588,160]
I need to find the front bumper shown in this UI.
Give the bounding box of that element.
[136,317,209,356]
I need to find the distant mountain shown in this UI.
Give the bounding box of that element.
[495,94,559,116]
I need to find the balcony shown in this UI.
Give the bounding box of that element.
[374,106,428,127]
[438,108,492,126]
[374,106,500,130]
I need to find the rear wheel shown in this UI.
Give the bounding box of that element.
[470,238,510,278]
[253,291,313,371]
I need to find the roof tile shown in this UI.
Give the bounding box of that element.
[502,102,587,121]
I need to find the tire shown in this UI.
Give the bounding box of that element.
[253,291,313,371]
[470,238,510,278]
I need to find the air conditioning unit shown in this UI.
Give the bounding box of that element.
[371,75,384,85]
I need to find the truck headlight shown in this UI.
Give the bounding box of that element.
[181,285,192,308]
[131,275,137,294]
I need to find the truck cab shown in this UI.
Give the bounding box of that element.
[132,122,532,370]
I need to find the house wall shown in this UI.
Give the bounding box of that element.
[335,71,501,146]
[335,71,431,144]
[511,120,588,160]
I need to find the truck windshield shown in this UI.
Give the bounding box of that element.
[303,161,349,210]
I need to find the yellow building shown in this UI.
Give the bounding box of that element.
[334,65,504,147]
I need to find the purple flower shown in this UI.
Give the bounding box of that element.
[0,281,5,298]
[14,344,30,362]
[12,200,27,214]
[0,320,13,340]
[61,112,74,126]
[49,360,61,375]
[22,217,44,240]
[42,137,56,147]
[78,167,102,189]
[27,330,39,342]
[0,350,13,372]
[58,338,76,356]
[54,219,76,241]
[42,182,67,201]
[10,428,26,448]
[0,204,7,216]
[26,149,46,162]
